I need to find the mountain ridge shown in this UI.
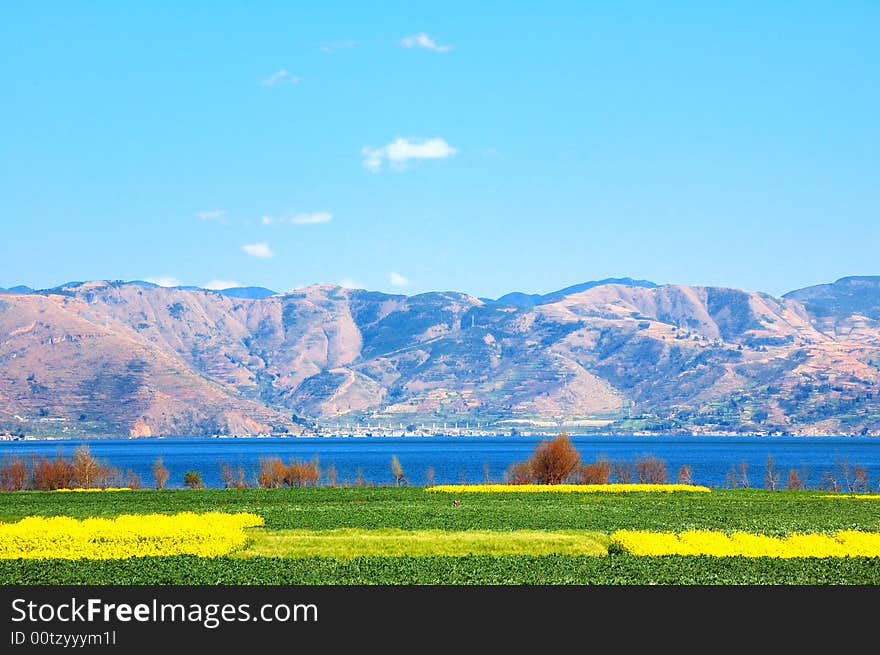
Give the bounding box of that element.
[487,277,659,307]
[2,276,880,437]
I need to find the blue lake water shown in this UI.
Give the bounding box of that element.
[2,435,880,490]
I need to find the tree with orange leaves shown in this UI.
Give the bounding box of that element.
[528,431,582,484]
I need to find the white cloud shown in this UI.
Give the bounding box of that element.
[288,211,332,225]
[145,276,181,288]
[389,272,410,287]
[196,209,226,221]
[203,279,242,290]
[242,242,275,258]
[362,137,457,172]
[362,149,384,173]
[400,33,451,53]
[262,212,333,226]
[338,277,361,289]
[321,40,358,53]
[261,68,300,87]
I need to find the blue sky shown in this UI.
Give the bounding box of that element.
[1,2,878,298]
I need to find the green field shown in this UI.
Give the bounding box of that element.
[2,488,880,584]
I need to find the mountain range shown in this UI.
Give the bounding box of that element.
[2,276,880,437]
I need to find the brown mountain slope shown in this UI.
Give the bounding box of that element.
[2,278,880,436]
[0,290,297,436]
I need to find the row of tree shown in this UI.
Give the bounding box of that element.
[725,455,871,493]
[0,448,402,491]
[502,432,874,492]
[0,446,141,491]
[0,436,874,491]
[0,447,204,491]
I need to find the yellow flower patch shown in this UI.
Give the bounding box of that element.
[426,484,711,494]
[55,488,133,492]
[0,512,264,559]
[611,529,880,558]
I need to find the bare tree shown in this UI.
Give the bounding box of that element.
[0,456,29,491]
[676,464,694,485]
[837,459,869,494]
[839,457,854,493]
[220,463,236,489]
[738,461,750,488]
[152,456,170,490]
[325,463,338,487]
[830,457,869,494]
[635,455,668,484]
[235,465,249,489]
[391,455,407,486]
[799,463,811,490]
[821,469,839,492]
[31,455,74,490]
[284,457,320,487]
[124,468,142,489]
[99,464,123,488]
[612,461,634,484]
[853,466,869,494]
[219,462,249,488]
[257,457,286,488]
[580,457,611,485]
[72,445,101,489]
[725,464,738,489]
[504,461,534,485]
[764,454,781,491]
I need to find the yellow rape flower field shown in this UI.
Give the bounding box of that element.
[426,483,711,494]
[54,487,134,493]
[0,512,263,560]
[611,529,880,558]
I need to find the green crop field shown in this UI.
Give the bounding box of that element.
[2,488,880,584]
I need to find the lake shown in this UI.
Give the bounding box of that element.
[2,435,880,490]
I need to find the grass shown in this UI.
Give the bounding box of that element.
[2,554,880,585]
[237,528,608,559]
[2,487,879,535]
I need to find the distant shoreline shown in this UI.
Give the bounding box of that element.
[3,431,879,442]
